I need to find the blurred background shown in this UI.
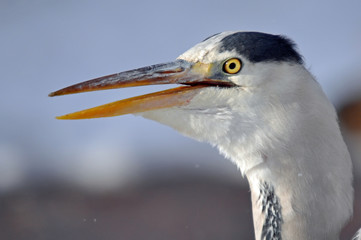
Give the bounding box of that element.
[1,0,360,239]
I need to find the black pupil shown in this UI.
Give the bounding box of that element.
[229,62,236,69]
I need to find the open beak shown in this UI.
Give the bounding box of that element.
[49,59,233,120]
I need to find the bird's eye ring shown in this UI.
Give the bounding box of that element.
[223,58,242,74]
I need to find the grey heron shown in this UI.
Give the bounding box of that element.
[50,31,360,240]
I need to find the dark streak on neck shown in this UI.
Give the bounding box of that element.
[259,182,283,240]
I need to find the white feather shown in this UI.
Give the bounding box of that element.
[352,228,361,240]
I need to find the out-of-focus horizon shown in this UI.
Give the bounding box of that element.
[1,1,361,239]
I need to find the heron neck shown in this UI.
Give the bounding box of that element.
[245,148,351,240]
[247,170,307,240]
[249,180,282,240]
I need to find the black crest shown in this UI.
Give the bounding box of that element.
[219,32,303,64]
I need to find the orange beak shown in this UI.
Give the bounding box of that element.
[49,59,233,120]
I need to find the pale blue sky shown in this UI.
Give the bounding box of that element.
[1,0,361,191]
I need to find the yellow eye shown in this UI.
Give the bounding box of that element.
[223,58,242,74]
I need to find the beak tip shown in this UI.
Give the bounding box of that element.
[49,90,63,97]
[49,89,69,97]
[56,114,75,120]
[56,113,88,120]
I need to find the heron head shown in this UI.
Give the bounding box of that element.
[50,31,310,166]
